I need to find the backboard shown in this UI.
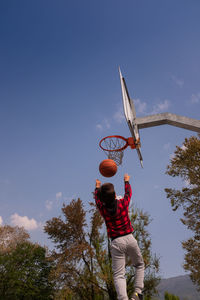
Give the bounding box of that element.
[119,68,143,167]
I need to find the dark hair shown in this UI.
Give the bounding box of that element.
[100,183,115,205]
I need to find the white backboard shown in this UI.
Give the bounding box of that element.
[119,68,143,167]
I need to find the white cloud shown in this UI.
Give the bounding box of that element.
[45,200,53,211]
[113,107,124,123]
[56,192,62,200]
[171,75,184,88]
[163,143,171,151]
[96,124,103,130]
[154,185,159,189]
[96,119,111,131]
[134,98,147,115]
[151,100,170,114]
[191,93,200,104]
[115,97,169,117]
[0,216,3,226]
[10,213,38,230]
[112,97,171,128]
[104,119,111,129]
[45,192,64,211]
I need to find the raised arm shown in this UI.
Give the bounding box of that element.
[94,179,102,210]
[124,173,130,182]
[96,179,101,189]
[124,173,132,206]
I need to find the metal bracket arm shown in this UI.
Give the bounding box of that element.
[136,112,200,133]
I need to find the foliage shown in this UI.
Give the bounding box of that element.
[164,291,180,300]
[0,240,54,300]
[0,225,30,253]
[44,197,160,299]
[165,135,200,289]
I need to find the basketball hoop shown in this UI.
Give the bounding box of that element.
[99,135,137,165]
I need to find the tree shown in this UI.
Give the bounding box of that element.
[165,135,200,289]
[44,198,160,299]
[44,199,107,300]
[164,291,180,300]
[0,225,30,253]
[0,241,54,300]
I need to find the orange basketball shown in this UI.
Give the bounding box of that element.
[99,159,117,177]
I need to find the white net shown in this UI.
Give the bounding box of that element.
[100,136,127,166]
[106,150,124,166]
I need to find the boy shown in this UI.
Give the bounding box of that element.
[94,174,144,300]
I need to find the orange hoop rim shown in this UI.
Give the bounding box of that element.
[99,135,129,152]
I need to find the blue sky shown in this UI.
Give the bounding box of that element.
[0,0,200,278]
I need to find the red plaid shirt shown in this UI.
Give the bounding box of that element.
[95,182,133,239]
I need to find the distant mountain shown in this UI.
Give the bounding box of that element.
[153,275,200,300]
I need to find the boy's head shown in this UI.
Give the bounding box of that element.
[100,183,116,205]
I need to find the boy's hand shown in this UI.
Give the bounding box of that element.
[96,179,101,188]
[124,174,130,182]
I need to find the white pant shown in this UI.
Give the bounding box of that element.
[111,234,144,300]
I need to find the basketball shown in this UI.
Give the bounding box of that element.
[99,159,117,177]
